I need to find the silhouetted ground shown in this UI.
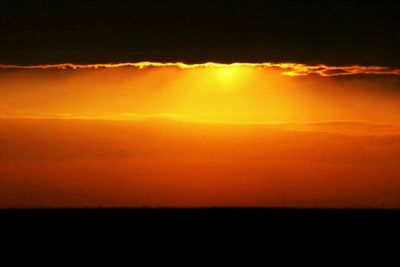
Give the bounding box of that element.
[2,208,400,250]
[2,208,398,262]
[1,208,399,228]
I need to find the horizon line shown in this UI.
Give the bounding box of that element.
[1,62,400,77]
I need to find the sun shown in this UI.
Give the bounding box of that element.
[215,66,241,83]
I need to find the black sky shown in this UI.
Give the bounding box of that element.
[1,0,400,66]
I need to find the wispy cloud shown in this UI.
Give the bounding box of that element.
[1,62,400,77]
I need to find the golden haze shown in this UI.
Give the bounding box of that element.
[1,63,400,208]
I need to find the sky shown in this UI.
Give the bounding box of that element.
[1,1,400,208]
[1,63,400,208]
[1,0,400,66]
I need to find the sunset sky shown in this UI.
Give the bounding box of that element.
[1,1,400,209]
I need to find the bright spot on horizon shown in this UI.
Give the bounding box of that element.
[210,66,252,92]
[216,66,241,82]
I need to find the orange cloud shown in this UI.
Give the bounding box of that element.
[1,118,399,208]
[2,63,400,125]
[1,62,400,77]
[1,62,400,209]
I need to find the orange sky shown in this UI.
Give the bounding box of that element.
[1,63,400,208]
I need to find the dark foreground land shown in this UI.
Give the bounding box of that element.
[2,208,400,249]
[1,208,399,228]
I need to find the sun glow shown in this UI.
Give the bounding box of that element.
[1,63,400,124]
[215,66,241,82]
[1,63,400,208]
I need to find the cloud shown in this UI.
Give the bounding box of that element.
[1,62,400,77]
[1,117,400,208]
